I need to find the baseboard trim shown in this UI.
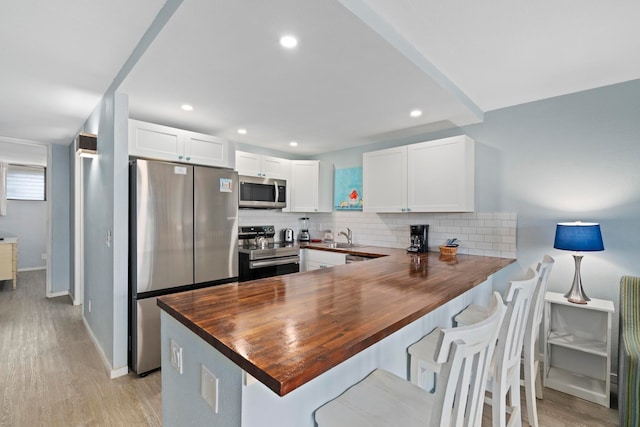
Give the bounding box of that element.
[82,316,129,379]
[111,365,129,379]
[47,290,69,298]
[18,266,46,272]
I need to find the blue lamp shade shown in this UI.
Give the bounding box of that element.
[553,222,604,252]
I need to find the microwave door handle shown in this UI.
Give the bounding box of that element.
[274,181,279,202]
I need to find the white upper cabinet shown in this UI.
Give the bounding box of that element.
[290,160,333,213]
[235,150,290,180]
[407,136,474,212]
[235,150,292,212]
[363,135,474,213]
[129,119,234,169]
[362,146,408,213]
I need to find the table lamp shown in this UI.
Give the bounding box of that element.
[553,221,604,304]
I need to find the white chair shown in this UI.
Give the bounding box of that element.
[454,256,554,427]
[315,292,506,427]
[521,255,554,427]
[409,269,539,427]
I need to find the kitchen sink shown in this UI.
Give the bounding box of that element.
[324,242,362,249]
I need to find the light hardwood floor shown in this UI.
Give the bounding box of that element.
[0,271,620,426]
[0,271,161,426]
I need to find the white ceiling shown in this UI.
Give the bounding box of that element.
[2,0,639,154]
[0,0,166,145]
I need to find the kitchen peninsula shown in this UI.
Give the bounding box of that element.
[157,247,514,426]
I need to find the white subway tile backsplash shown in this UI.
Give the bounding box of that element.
[238,210,517,259]
[493,212,511,220]
[501,235,516,245]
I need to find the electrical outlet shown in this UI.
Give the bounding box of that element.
[41,253,47,260]
[170,339,183,374]
[201,365,219,413]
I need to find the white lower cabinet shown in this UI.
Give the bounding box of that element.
[543,291,614,407]
[303,249,346,271]
[129,119,234,168]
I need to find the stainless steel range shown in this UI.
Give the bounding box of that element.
[238,225,300,282]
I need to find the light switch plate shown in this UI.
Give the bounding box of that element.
[201,365,219,413]
[170,339,183,374]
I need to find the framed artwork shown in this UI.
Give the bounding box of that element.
[334,167,363,210]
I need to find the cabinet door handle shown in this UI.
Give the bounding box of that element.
[401,208,406,212]
[320,264,328,269]
[178,155,183,160]
[186,156,191,161]
[407,208,411,212]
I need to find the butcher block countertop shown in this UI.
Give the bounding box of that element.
[157,247,514,396]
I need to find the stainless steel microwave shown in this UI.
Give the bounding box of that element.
[238,175,286,209]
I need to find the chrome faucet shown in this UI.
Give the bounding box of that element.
[338,228,352,245]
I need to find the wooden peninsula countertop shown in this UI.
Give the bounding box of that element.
[157,247,514,396]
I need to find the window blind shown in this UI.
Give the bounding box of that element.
[7,164,46,201]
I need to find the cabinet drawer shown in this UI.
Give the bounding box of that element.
[306,250,346,266]
[306,261,333,271]
[0,244,14,280]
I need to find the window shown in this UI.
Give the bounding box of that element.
[6,164,46,201]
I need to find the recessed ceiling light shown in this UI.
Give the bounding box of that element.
[410,109,422,118]
[237,129,247,135]
[280,35,298,49]
[181,104,194,111]
[289,141,298,147]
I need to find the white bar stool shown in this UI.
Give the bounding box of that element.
[454,256,554,427]
[315,292,506,427]
[409,268,539,427]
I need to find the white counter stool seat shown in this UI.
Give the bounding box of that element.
[409,268,539,427]
[520,255,554,427]
[453,256,554,427]
[315,292,506,427]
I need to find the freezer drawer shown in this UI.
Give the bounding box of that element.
[132,297,162,375]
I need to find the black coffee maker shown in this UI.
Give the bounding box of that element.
[407,225,429,253]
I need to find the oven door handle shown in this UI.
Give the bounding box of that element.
[250,256,300,269]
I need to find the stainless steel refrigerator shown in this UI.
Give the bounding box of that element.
[129,159,238,375]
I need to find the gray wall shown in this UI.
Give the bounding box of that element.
[0,200,46,270]
[0,142,47,270]
[81,91,130,372]
[50,144,71,293]
[311,79,640,369]
[314,79,640,306]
